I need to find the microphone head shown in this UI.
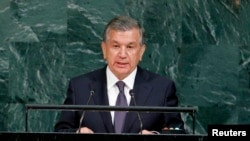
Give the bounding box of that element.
[89,82,96,95]
[90,90,95,95]
[129,89,134,97]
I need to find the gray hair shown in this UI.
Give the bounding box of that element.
[102,16,145,45]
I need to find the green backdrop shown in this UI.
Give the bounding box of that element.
[0,0,249,134]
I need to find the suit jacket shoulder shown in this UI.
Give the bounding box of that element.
[136,66,175,85]
[69,67,106,83]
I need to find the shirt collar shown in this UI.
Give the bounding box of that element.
[106,66,137,90]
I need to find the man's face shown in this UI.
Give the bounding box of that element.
[101,28,145,80]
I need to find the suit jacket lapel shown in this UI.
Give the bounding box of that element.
[91,66,115,133]
[123,67,152,133]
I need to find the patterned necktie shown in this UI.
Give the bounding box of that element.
[114,81,128,133]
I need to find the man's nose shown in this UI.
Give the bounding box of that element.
[119,47,127,57]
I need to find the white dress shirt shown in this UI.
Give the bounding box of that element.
[106,66,137,124]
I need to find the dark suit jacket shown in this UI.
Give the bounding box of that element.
[54,66,185,133]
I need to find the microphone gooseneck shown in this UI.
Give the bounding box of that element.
[129,89,143,134]
[77,90,94,133]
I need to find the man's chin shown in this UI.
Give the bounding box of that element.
[114,68,130,78]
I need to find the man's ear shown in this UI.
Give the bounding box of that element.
[101,41,106,59]
[139,44,146,61]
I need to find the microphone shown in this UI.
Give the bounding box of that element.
[77,85,95,133]
[129,89,143,134]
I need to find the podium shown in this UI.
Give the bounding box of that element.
[0,132,208,141]
[25,104,198,133]
[0,104,207,140]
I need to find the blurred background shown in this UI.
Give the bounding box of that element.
[0,0,249,134]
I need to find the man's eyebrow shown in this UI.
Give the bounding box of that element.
[128,42,136,45]
[110,40,119,44]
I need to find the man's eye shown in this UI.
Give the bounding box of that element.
[113,45,119,48]
[127,46,133,48]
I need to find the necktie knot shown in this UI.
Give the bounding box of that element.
[116,81,125,93]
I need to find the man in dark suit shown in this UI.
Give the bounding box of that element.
[54,15,185,134]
